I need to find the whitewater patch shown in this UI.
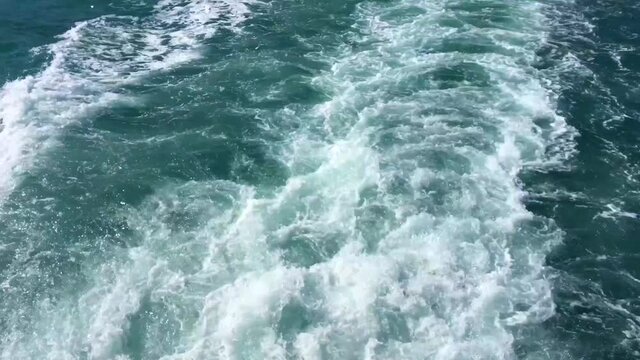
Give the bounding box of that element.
[0,0,256,202]
[0,0,579,359]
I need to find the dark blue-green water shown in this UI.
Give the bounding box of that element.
[0,0,638,359]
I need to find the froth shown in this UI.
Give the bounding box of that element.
[0,0,257,202]
[0,0,574,358]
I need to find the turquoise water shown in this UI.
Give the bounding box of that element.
[0,0,638,359]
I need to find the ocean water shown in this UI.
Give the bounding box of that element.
[0,0,637,359]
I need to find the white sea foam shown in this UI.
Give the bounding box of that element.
[0,0,256,203]
[1,0,576,359]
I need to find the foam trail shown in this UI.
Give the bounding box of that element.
[167,0,572,357]
[0,0,256,202]
[0,0,575,358]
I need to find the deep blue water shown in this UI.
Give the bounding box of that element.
[0,0,638,359]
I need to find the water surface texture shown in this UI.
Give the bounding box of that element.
[0,0,638,359]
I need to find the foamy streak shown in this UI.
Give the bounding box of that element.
[1,0,575,358]
[0,0,255,202]
[162,0,569,357]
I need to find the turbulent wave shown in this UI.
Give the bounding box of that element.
[0,0,256,201]
[0,0,579,359]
